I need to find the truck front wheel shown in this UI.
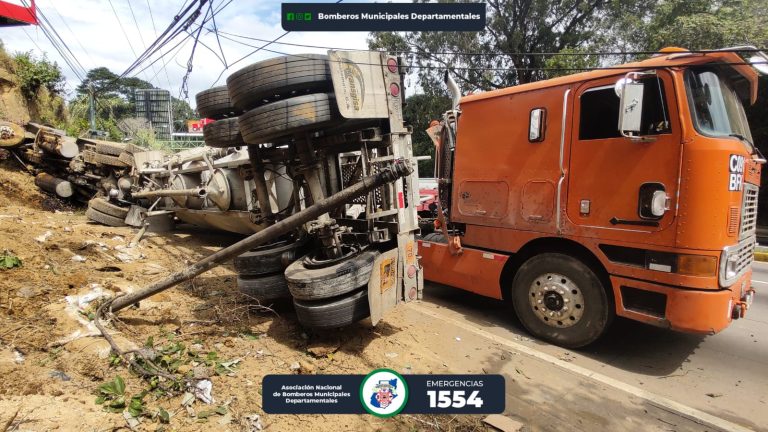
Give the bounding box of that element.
[511,253,612,348]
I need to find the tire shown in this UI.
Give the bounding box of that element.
[86,207,126,227]
[285,249,379,300]
[511,253,613,348]
[203,118,244,148]
[196,86,238,119]
[88,197,129,219]
[118,152,135,166]
[237,273,290,301]
[293,288,370,329]
[238,93,339,145]
[226,54,331,111]
[235,241,303,277]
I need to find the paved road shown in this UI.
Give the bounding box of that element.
[419,262,768,431]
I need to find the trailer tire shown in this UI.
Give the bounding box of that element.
[203,118,245,148]
[235,241,303,277]
[88,197,130,219]
[238,93,339,145]
[86,207,127,227]
[293,288,370,329]
[95,141,126,156]
[511,253,612,349]
[285,249,379,300]
[226,54,331,111]
[196,86,238,119]
[237,273,290,301]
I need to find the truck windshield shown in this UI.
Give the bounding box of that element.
[686,68,753,151]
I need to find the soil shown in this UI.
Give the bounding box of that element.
[0,160,488,432]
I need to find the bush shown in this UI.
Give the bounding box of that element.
[13,51,64,98]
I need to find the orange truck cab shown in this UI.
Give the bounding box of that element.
[420,47,766,348]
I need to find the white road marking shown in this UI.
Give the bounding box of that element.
[751,280,768,285]
[411,302,753,432]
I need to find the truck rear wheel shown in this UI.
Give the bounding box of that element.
[235,240,303,277]
[237,273,290,301]
[511,253,612,348]
[226,54,331,111]
[238,93,339,145]
[285,249,379,300]
[196,86,238,119]
[293,288,370,329]
[203,118,244,148]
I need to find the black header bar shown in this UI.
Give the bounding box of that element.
[281,3,486,31]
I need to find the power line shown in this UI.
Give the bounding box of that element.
[106,0,153,83]
[46,1,97,68]
[206,32,768,74]
[126,0,161,84]
[119,0,208,78]
[210,0,345,86]
[212,29,768,58]
[145,0,174,91]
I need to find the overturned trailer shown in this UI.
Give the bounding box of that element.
[122,51,424,328]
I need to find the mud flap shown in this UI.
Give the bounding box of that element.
[368,248,400,326]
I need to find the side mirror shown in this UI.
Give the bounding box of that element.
[617,78,645,136]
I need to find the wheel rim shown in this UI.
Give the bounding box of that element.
[528,272,585,328]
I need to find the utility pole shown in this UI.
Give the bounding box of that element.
[88,83,96,133]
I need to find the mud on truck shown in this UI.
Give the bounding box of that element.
[422,47,767,348]
[106,51,424,327]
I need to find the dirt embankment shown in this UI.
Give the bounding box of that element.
[0,161,487,431]
[0,43,67,127]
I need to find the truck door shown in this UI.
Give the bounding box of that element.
[566,71,681,240]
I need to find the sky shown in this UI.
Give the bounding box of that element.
[0,0,376,108]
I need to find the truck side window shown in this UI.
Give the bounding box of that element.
[579,78,671,140]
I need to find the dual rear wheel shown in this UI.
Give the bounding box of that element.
[233,240,379,329]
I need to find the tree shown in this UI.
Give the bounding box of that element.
[12,51,65,98]
[69,67,195,137]
[369,0,630,93]
[403,92,452,176]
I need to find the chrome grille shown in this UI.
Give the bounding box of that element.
[740,183,759,239]
[734,238,755,277]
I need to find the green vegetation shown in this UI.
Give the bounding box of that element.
[0,251,22,270]
[12,51,65,98]
[370,0,768,172]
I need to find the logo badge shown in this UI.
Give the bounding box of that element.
[360,369,408,417]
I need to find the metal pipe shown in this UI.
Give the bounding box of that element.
[444,71,461,109]
[247,145,273,222]
[110,159,412,312]
[35,173,73,198]
[131,188,206,199]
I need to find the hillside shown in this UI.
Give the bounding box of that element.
[0,41,67,127]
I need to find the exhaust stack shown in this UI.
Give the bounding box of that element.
[444,71,461,109]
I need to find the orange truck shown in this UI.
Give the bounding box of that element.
[420,47,766,348]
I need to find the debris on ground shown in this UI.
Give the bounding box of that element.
[483,414,525,432]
